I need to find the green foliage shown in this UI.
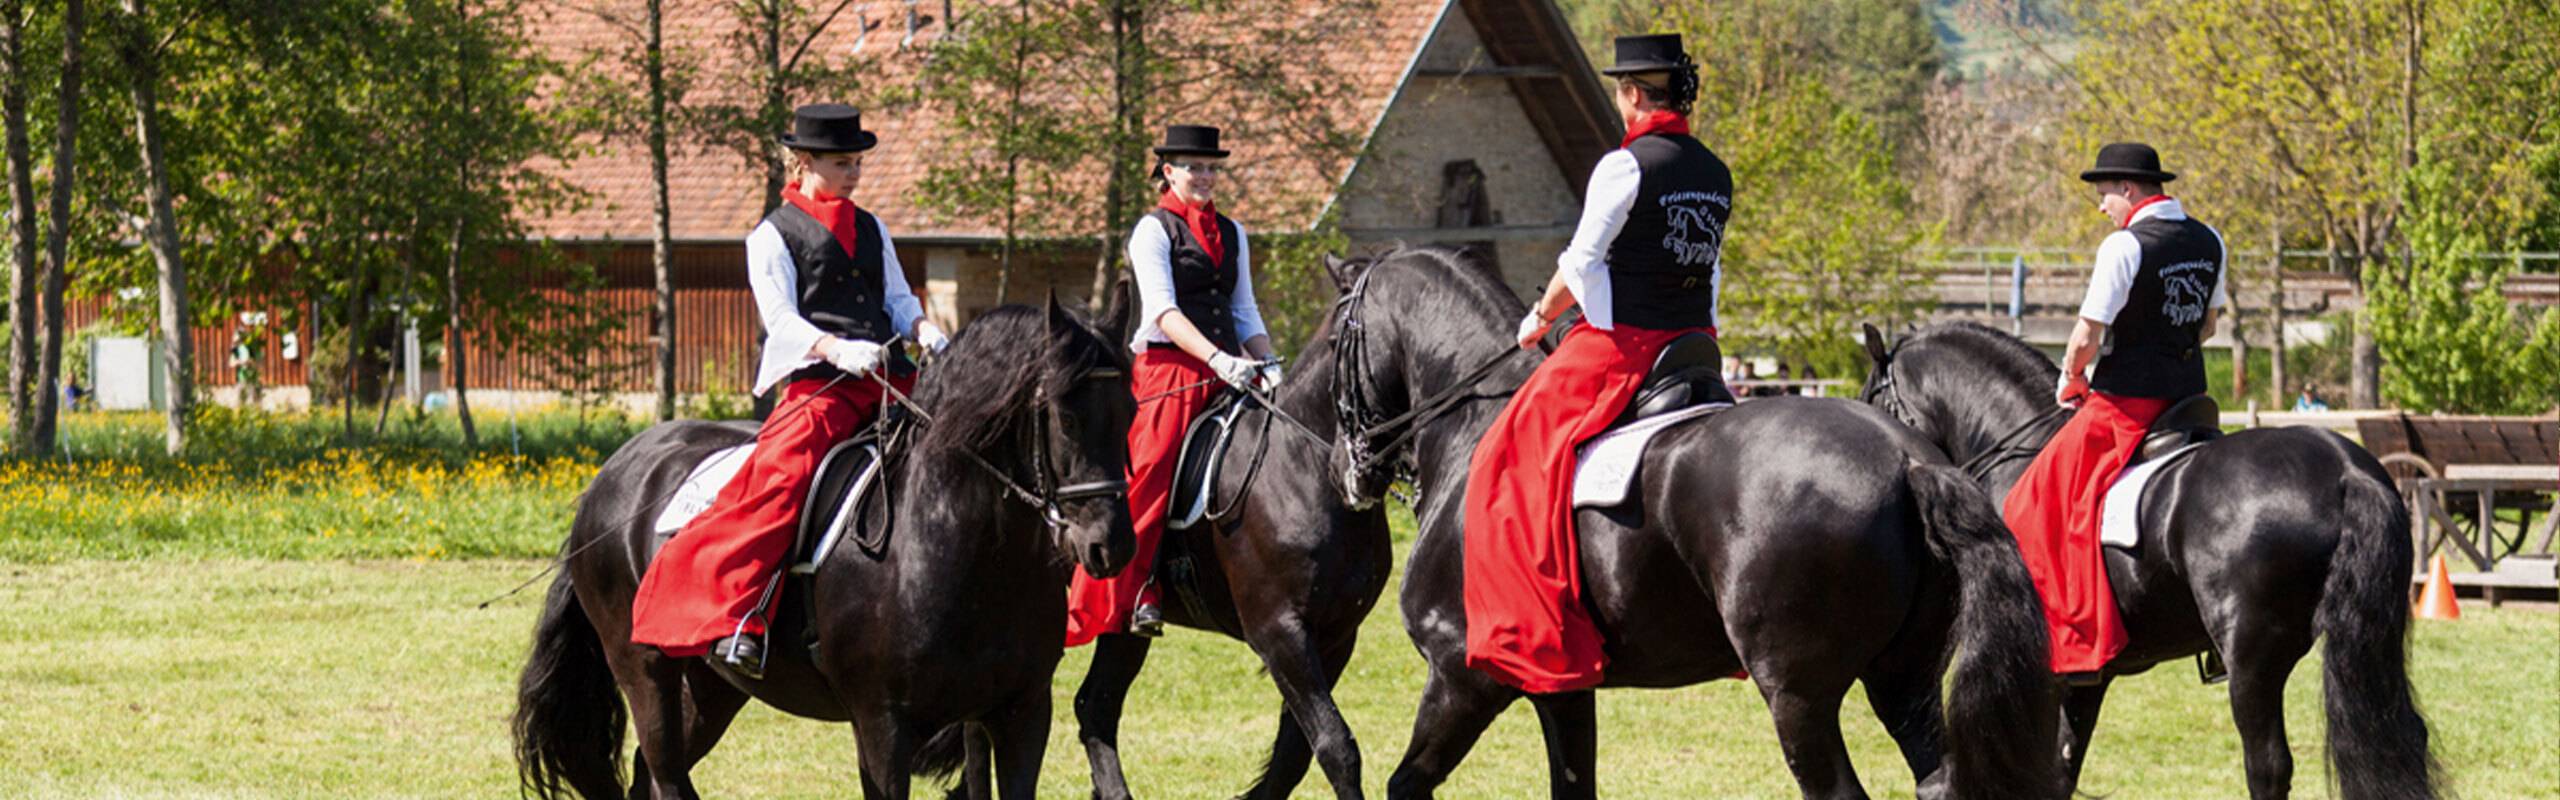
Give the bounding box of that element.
[1245,209,1351,353]
[2369,151,2560,414]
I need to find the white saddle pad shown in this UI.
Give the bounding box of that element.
[653,443,758,534]
[1571,403,1730,508]
[2099,443,2204,549]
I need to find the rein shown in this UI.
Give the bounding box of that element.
[865,358,1129,530]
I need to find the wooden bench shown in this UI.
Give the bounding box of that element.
[2356,413,2559,603]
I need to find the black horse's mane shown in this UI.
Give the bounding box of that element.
[910,303,1126,454]
[1901,321,2059,394]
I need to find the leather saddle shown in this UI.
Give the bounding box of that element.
[2126,394,2223,469]
[647,413,901,574]
[1611,332,1737,427]
[1170,390,1249,531]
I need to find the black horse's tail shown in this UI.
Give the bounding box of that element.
[1905,460,2064,800]
[2318,472,2438,799]
[512,572,628,800]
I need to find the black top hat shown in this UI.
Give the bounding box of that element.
[1603,33,1691,76]
[1152,125,1230,159]
[2078,142,2177,183]
[778,103,878,153]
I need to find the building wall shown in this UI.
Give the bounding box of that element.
[1335,7,1580,302]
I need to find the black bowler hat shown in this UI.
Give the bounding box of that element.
[1152,125,1229,158]
[778,103,877,153]
[1603,33,1691,75]
[2079,142,2178,183]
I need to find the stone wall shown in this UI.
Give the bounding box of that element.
[1334,7,1580,302]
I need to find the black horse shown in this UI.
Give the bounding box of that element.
[1858,322,2436,799]
[1065,276,1394,799]
[1325,247,2063,800]
[513,299,1138,800]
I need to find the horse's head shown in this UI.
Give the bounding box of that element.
[1858,321,2059,459]
[1035,296,1139,578]
[917,297,1137,578]
[1322,247,1522,509]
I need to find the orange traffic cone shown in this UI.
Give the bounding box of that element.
[2413,554,2461,621]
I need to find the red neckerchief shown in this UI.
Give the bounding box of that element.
[782,180,862,259]
[1621,109,1691,147]
[2122,194,2174,229]
[1157,190,1224,266]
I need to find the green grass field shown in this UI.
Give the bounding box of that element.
[4,552,2551,798]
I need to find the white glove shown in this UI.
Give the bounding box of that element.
[818,337,885,375]
[2056,371,2089,409]
[915,321,952,354]
[1257,361,1285,391]
[1516,312,1548,351]
[1208,352,1259,391]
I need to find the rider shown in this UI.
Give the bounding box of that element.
[2003,142,2226,683]
[630,104,951,678]
[1461,33,1732,693]
[1065,124,1279,644]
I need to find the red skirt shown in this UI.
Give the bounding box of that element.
[1065,348,1222,646]
[1998,390,2169,674]
[1461,322,1708,693]
[630,373,907,656]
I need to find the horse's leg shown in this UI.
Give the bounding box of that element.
[1073,633,1152,800]
[1760,681,1868,800]
[605,647,710,800]
[1239,621,1364,800]
[2059,680,2111,791]
[1526,690,1598,800]
[2222,618,2317,799]
[987,691,1054,800]
[1385,665,1517,800]
[855,712,921,800]
[1859,660,1949,800]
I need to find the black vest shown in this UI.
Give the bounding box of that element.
[2090,214,2224,399]
[1148,208,1243,352]
[1606,133,1734,331]
[764,203,912,377]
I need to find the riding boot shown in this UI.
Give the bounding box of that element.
[1130,602,1165,638]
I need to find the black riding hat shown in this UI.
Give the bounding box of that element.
[1153,124,1230,159]
[1603,33,1691,76]
[2079,142,2177,183]
[778,103,878,153]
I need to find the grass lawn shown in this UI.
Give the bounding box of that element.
[4,551,2551,798]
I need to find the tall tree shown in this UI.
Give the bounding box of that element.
[30,0,81,453]
[2,0,39,451]
[564,0,696,420]
[122,0,190,455]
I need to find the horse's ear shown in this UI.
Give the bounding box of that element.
[1045,290,1073,338]
[1322,253,1363,295]
[1096,275,1133,346]
[1861,323,1891,365]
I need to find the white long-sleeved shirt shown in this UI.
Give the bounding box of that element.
[2077,198,2231,325]
[1550,149,1718,331]
[1126,215,1268,352]
[746,215,925,395]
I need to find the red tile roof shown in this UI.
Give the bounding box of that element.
[520,0,1448,243]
